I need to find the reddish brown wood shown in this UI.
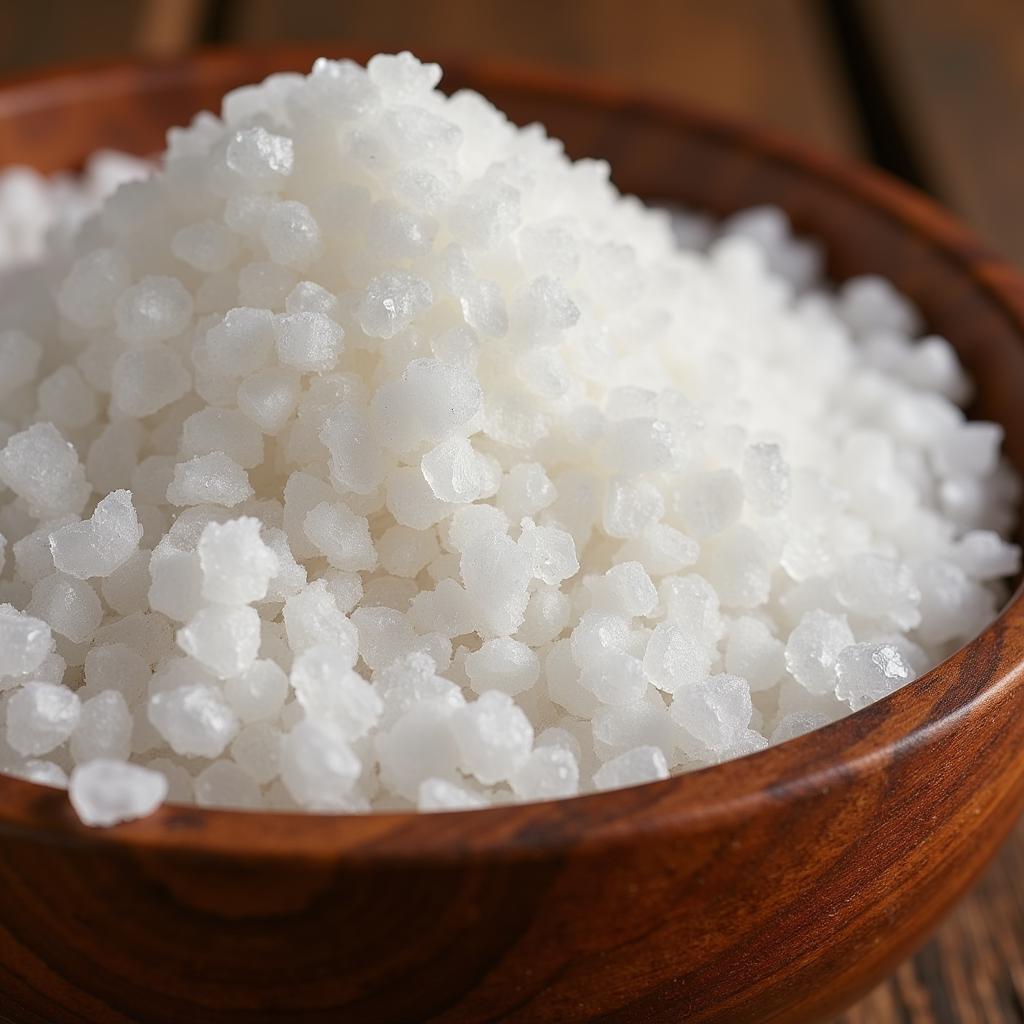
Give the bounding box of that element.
[1,48,1024,1024]
[861,0,1024,267]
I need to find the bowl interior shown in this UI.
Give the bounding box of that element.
[0,48,1023,856]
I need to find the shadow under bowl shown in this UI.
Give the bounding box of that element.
[1,46,1023,1024]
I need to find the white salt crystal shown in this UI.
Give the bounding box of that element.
[49,489,142,580]
[660,575,724,647]
[832,553,921,630]
[262,200,322,269]
[167,453,253,508]
[230,722,282,785]
[452,690,534,785]
[197,517,279,605]
[724,616,785,691]
[29,574,103,643]
[378,524,439,578]
[291,644,381,739]
[172,219,239,273]
[148,538,203,623]
[114,275,193,346]
[281,718,361,809]
[672,469,743,539]
[224,659,289,723]
[465,638,540,696]
[461,532,532,637]
[704,526,773,609]
[602,477,665,539]
[617,524,700,577]
[200,307,275,379]
[69,759,167,826]
[303,501,377,571]
[585,561,658,618]
[0,329,42,403]
[417,777,487,811]
[785,610,855,695]
[56,249,130,330]
[374,358,481,450]
[515,586,571,646]
[274,311,344,371]
[83,644,149,704]
[38,366,98,432]
[421,438,500,503]
[238,366,302,435]
[226,126,294,187]
[70,690,132,764]
[671,674,753,753]
[283,580,358,653]
[357,271,433,339]
[176,605,261,679]
[771,710,831,744]
[510,745,579,800]
[386,467,451,530]
[0,423,90,518]
[111,347,191,418]
[286,280,339,318]
[148,684,239,758]
[181,408,264,470]
[742,443,790,516]
[194,760,262,809]
[838,275,921,337]
[931,422,1003,479]
[238,261,298,308]
[518,523,579,586]
[643,622,712,694]
[950,530,1021,581]
[592,746,668,791]
[11,760,68,788]
[0,606,53,677]
[914,558,987,646]
[7,681,80,755]
[375,700,460,800]
[834,642,913,711]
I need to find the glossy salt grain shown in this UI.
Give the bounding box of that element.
[69,759,168,827]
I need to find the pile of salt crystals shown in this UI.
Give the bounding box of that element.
[0,54,1018,829]
[0,151,150,270]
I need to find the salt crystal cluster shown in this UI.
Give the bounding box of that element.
[0,54,1018,827]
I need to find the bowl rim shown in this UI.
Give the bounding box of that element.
[1,45,1023,865]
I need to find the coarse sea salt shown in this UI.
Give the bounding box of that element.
[0,52,1018,827]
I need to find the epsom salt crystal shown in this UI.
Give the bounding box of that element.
[0,52,1018,824]
[592,746,668,792]
[148,684,239,758]
[69,760,168,827]
[835,642,913,711]
[0,606,53,677]
[7,681,80,755]
[49,490,142,580]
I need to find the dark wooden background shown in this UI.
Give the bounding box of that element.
[1,1,1022,1020]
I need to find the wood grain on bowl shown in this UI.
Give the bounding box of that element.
[1,48,1024,1024]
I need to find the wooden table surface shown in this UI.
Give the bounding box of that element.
[1,1,1023,1020]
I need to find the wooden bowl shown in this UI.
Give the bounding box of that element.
[1,47,1023,1024]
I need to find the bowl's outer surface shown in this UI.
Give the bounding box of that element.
[1,48,1024,1024]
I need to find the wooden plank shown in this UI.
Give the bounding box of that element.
[0,0,207,75]
[861,0,1024,265]
[229,0,863,156]
[137,0,209,59]
[835,818,1024,1022]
